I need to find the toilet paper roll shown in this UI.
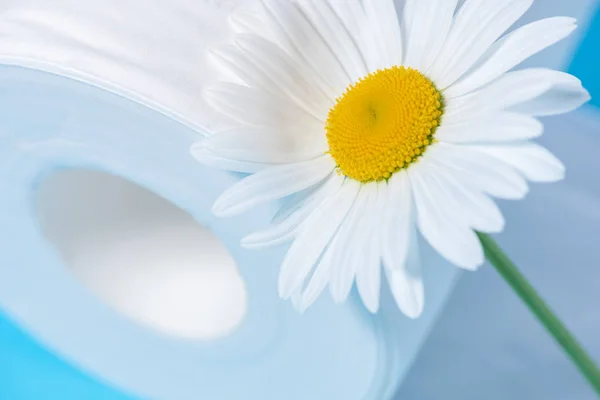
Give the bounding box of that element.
[0,1,458,399]
[0,65,459,400]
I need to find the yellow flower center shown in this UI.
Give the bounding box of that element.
[326,66,443,182]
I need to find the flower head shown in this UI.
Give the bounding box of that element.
[192,0,590,317]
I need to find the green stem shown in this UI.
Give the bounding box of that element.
[477,232,600,396]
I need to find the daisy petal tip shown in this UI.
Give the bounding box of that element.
[500,180,530,201]
[206,46,219,57]
[474,259,487,271]
[189,141,206,156]
[296,301,309,315]
[491,213,508,234]
[189,145,216,167]
[459,264,479,272]
[364,302,380,315]
[210,207,226,218]
[278,279,296,301]
[202,89,218,108]
[461,257,486,272]
[480,221,506,235]
[451,247,485,272]
[388,270,425,318]
[239,239,254,250]
[228,8,257,32]
[554,16,578,30]
[403,306,423,320]
[517,185,531,200]
[278,288,291,301]
[395,292,424,319]
[498,220,507,233]
[206,47,231,67]
[233,35,252,50]
[227,11,243,29]
[203,86,218,98]
[538,154,566,183]
[296,307,307,315]
[211,200,233,218]
[558,161,567,176]
[290,298,305,314]
[240,233,277,250]
[239,235,257,249]
[203,85,230,105]
[297,298,311,314]
[582,87,592,104]
[554,168,567,183]
[330,291,346,305]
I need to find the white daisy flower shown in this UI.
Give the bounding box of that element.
[191,0,590,318]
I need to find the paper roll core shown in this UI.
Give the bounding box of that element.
[35,169,248,340]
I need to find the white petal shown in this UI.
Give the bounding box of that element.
[379,172,424,316]
[409,159,484,270]
[299,1,368,82]
[299,232,339,312]
[445,17,577,98]
[429,0,533,89]
[205,83,324,135]
[437,112,543,144]
[260,0,350,97]
[190,145,268,174]
[241,174,343,249]
[329,184,378,304]
[469,142,565,183]
[234,34,333,119]
[328,1,378,71]
[229,7,272,38]
[426,143,529,200]
[511,83,591,117]
[385,257,424,319]
[271,173,341,224]
[199,127,324,163]
[425,161,505,233]
[207,45,247,85]
[355,183,387,313]
[364,0,404,66]
[243,209,305,249]
[356,230,383,314]
[403,0,459,71]
[213,156,335,217]
[289,288,304,312]
[381,171,413,270]
[208,44,269,87]
[279,179,361,299]
[445,69,586,120]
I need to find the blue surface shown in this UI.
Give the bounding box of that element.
[399,108,600,399]
[570,3,600,108]
[0,3,599,400]
[0,317,132,400]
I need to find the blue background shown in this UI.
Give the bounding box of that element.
[570,5,600,109]
[1,3,600,400]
